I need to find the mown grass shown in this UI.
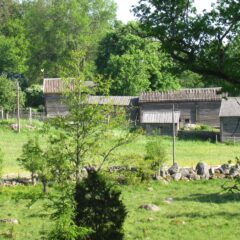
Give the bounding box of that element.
[0,120,240,174]
[1,180,240,240]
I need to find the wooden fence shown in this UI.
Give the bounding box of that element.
[0,107,46,122]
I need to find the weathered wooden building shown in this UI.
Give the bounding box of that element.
[220,97,240,142]
[139,88,226,134]
[141,111,180,135]
[43,78,139,120]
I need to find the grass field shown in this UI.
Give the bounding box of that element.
[0,120,240,174]
[1,180,240,240]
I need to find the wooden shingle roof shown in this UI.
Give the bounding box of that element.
[141,111,180,123]
[43,78,95,94]
[88,96,139,106]
[219,97,240,117]
[139,88,225,103]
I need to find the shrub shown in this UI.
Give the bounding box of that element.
[145,136,167,176]
[75,171,127,240]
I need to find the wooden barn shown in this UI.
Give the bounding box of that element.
[141,111,180,136]
[220,97,240,142]
[43,78,139,121]
[139,88,226,134]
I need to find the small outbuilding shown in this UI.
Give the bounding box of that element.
[219,97,240,142]
[141,111,180,136]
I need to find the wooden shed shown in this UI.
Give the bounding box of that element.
[220,97,240,142]
[139,88,226,128]
[43,78,139,121]
[141,111,180,136]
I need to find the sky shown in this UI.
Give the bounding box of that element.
[115,0,216,23]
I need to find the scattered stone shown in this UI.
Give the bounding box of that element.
[196,162,209,179]
[229,166,240,178]
[189,173,201,181]
[139,204,160,212]
[164,197,173,204]
[179,168,190,178]
[171,219,186,225]
[173,172,182,181]
[181,176,189,181]
[220,164,230,175]
[0,218,19,225]
[209,167,215,176]
[168,163,179,175]
[155,175,164,181]
[160,166,169,177]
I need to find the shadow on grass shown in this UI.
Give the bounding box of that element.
[175,192,240,203]
[166,211,240,220]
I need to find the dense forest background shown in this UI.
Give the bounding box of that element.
[0,0,239,101]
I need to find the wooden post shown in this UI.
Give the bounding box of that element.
[6,112,8,120]
[0,108,3,120]
[29,107,32,125]
[215,134,218,143]
[17,81,20,133]
[172,104,176,164]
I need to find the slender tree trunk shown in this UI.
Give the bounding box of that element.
[31,172,35,185]
[42,180,47,194]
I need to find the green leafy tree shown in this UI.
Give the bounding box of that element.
[133,0,240,87]
[0,1,29,76]
[24,0,117,83]
[25,84,44,108]
[75,171,127,240]
[17,137,43,185]
[96,22,179,95]
[0,75,25,113]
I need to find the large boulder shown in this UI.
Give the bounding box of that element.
[196,162,209,179]
[168,163,180,175]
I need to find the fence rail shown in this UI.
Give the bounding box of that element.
[0,107,46,122]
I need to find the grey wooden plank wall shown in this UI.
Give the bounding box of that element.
[140,101,221,127]
[221,117,240,142]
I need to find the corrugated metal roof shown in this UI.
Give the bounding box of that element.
[139,88,226,103]
[88,96,139,106]
[141,111,180,123]
[219,97,240,117]
[43,78,95,94]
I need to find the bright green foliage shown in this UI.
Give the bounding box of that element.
[0,75,25,112]
[17,137,43,185]
[25,84,44,108]
[134,0,240,87]
[96,22,180,95]
[145,136,167,175]
[75,171,127,240]
[24,0,116,83]
[48,183,92,240]
[0,1,28,75]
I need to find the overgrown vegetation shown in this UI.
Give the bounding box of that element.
[1,180,240,240]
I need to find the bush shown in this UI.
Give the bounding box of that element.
[75,171,127,240]
[25,84,44,109]
[145,136,167,176]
